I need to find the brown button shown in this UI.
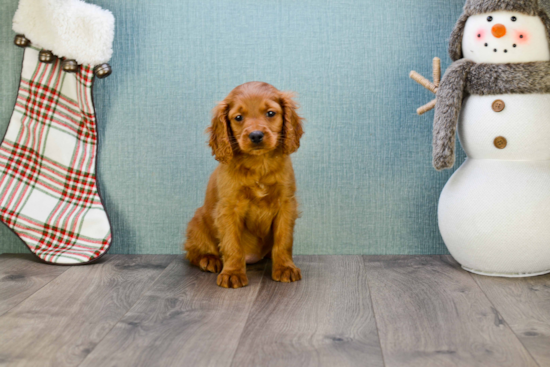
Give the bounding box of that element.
[494,136,507,149]
[492,99,505,112]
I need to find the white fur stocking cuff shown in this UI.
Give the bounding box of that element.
[12,0,115,66]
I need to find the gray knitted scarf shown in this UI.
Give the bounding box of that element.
[433,59,550,170]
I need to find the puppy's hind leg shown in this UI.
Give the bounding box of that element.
[184,210,222,273]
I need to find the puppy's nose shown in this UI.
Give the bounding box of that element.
[492,24,506,38]
[249,131,264,144]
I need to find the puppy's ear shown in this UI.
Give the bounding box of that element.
[279,92,304,155]
[207,101,234,163]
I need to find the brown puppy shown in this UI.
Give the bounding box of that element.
[184,82,304,288]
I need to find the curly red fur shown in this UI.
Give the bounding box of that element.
[207,101,234,163]
[184,82,304,288]
[280,91,304,155]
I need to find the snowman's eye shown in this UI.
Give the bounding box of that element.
[487,16,493,22]
[511,16,517,22]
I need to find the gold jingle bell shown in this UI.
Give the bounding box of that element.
[14,34,30,48]
[39,50,56,64]
[62,59,79,73]
[93,63,112,79]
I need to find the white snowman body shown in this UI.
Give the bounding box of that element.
[438,11,550,276]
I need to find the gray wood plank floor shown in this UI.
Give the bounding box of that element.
[0,255,174,367]
[473,273,550,366]
[0,254,67,317]
[80,260,266,367]
[364,256,538,367]
[231,256,384,367]
[0,254,549,367]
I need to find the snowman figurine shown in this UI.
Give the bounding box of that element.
[415,0,550,277]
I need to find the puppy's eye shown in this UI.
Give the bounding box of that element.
[266,111,276,118]
[235,115,243,122]
[487,16,493,22]
[511,16,517,22]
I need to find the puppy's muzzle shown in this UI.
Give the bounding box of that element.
[249,131,264,144]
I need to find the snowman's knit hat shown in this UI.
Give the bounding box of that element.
[464,0,541,16]
[449,0,550,60]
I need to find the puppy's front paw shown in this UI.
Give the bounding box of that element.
[197,254,222,273]
[217,271,249,289]
[272,265,302,283]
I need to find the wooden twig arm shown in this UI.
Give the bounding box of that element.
[410,57,441,115]
[410,71,437,94]
[417,99,437,116]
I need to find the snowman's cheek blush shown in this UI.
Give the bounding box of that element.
[514,30,530,44]
[475,29,487,42]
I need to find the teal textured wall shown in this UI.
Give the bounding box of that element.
[0,0,467,255]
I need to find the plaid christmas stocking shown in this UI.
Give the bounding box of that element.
[0,0,115,264]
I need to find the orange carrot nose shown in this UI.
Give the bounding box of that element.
[492,24,507,38]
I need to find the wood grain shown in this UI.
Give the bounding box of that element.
[0,255,174,367]
[2,254,546,367]
[473,273,550,366]
[79,258,267,367]
[364,255,538,367]
[231,255,384,367]
[0,254,68,317]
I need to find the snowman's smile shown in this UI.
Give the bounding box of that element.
[470,43,516,54]
[480,42,516,53]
